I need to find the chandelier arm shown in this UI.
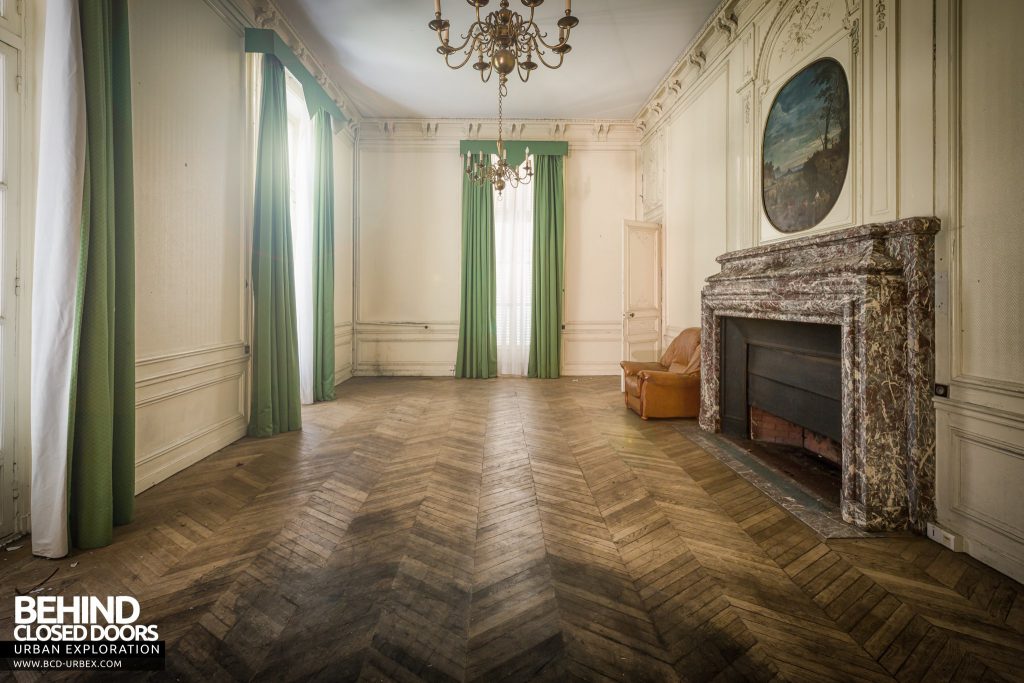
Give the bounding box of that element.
[437,27,476,53]
[527,20,570,50]
[534,48,565,69]
[444,49,477,70]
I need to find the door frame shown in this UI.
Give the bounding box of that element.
[621,219,663,386]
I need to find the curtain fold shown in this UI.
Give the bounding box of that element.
[312,111,336,401]
[455,159,498,379]
[66,0,136,550]
[31,0,86,559]
[528,155,566,379]
[249,55,302,437]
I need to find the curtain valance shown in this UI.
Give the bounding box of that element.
[245,28,346,123]
[459,140,568,169]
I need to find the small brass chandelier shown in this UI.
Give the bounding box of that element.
[465,81,533,198]
[429,0,579,85]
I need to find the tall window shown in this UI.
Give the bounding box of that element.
[494,160,534,376]
[286,75,315,404]
[0,39,19,540]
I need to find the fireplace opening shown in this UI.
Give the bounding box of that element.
[720,317,843,499]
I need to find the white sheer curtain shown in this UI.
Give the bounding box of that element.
[494,159,535,376]
[286,77,315,404]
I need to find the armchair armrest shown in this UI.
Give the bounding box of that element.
[621,361,665,377]
[637,370,701,418]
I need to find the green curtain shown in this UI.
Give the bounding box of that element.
[455,159,497,379]
[70,0,136,549]
[312,110,335,402]
[249,55,302,437]
[528,155,566,379]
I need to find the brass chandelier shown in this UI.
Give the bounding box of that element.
[465,80,533,198]
[429,0,579,85]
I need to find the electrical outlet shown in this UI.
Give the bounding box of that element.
[927,522,962,551]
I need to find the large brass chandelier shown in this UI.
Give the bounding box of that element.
[465,80,533,198]
[429,0,579,85]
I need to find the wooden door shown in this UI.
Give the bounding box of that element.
[622,220,662,373]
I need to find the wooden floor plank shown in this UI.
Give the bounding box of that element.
[1,376,1021,682]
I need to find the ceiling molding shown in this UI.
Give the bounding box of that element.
[246,0,363,129]
[358,118,641,149]
[633,0,750,135]
[272,1,723,120]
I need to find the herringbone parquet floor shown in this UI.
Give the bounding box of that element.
[2,377,1023,682]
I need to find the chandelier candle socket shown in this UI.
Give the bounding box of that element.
[429,0,580,85]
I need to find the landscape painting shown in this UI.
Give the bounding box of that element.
[762,58,850,233]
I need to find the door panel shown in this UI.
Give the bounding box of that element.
[622,221,662,366]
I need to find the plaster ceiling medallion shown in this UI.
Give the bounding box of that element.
[429,0,580,88]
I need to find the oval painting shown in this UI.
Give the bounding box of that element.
[762,58,850,233]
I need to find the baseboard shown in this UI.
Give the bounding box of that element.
[562,362,621,376]
[962,534,1024,584]
[354,362,454,377]
[135,415,247,493]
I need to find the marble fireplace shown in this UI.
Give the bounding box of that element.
[699,218,940,531]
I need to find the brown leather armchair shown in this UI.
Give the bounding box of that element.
[621,328,702,419]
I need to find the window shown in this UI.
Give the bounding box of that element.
[0,38,20,540]
[286,73,315,404]
[494,160,534,376]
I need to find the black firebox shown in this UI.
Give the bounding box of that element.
[720,317,842,442]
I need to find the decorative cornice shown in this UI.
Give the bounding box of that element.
[846,15,861,55]
[716,11,739,41]
[249,0,362,128]
[357,118,640,148]
[632,0,747,133]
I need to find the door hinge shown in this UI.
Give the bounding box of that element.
[244,344,251,355]
[15,75,22,94]
[16,0,24,16]
[14,276,21,296]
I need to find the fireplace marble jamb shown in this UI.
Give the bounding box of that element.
[699,218,940,532]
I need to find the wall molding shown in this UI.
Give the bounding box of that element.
[136,415,247,493]
[358,118,640,149]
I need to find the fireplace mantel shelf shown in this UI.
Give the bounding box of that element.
[700,217,940,532]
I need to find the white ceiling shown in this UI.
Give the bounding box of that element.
[275,0,722,120]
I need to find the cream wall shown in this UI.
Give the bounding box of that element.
[130,0,251,492]
[638,0,1024,581]
[355,122,638,376]
[932,0,1024,583]
[12,0,360,522]
[130,0,359,491]
[660,68,730,344]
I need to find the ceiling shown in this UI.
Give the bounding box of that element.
[274,0,722,120]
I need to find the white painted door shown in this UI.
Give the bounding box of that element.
[622,221,662,369]
[0,38,20,541]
